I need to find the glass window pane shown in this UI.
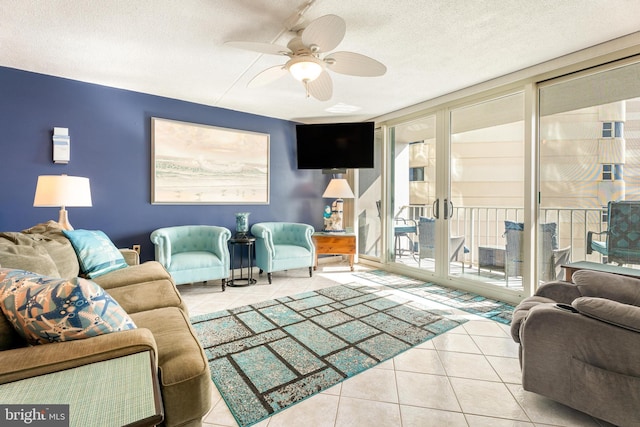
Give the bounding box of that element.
[450,92,525,288]
[540,60,640,271]
[358,128,383,259]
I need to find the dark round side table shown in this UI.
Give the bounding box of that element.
[228,233,256,287]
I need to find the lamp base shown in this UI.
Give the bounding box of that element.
[58,207,73,230]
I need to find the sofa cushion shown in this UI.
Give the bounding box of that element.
[1,221,80,279]
[92,261,173,289]
[62,230,128,278]
[0,245,60,277]
[0,269,136,345]
[130,307,212,426]
[105,279,187,314]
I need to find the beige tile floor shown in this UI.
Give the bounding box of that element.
[178,259,609,427]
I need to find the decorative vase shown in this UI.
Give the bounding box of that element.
[235,212,250,234]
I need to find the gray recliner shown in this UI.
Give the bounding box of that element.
[511,270,640,426]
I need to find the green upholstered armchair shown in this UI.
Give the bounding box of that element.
[150,225,231,290]
[250,222,315,284]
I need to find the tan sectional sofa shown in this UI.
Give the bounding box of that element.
[0,221,212,427]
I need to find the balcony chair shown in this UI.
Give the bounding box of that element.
[587,200,640,266]
[250,222,315,284]
[504,221,571,285]
[376,201,417,257]
[417,217,467,271]
[150,225,231,290]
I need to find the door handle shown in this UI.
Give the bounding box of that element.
[433,199,440,219]
[446,200,454,220]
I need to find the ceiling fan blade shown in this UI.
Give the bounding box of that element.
[225,41,291,56]
[247,65,288,88]
[301,14,346,53]
[306,71,332,101]
[326,51,387,77]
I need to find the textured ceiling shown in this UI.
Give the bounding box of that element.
[2,0,640,123]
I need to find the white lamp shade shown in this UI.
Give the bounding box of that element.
[33,175,92,207]
[322,178,355,199]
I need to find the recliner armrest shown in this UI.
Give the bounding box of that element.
[534,280,581,304]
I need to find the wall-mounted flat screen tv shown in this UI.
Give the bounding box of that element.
[296,121,374,169]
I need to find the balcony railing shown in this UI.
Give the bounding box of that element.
[399,204,610,267]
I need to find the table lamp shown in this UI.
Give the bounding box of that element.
[322,178,354,232]
[33,175,92,230]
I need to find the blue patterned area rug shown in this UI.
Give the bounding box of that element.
[354,270,515,325]
[191,282,468,427]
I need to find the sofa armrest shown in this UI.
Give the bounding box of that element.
[120,248,140,266]
[0,328,157,384]
[572,297,640,333]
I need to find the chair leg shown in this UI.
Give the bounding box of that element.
[221,278,226,292]
[267,272,272,284]
[309,267,312,277]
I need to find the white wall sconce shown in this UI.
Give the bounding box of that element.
[53,127,70,164]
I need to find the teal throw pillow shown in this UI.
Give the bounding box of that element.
[0,268,136,345]
[62,230,127,278]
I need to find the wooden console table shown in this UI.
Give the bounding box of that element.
[312,232,356,271]
[562,261,640,282]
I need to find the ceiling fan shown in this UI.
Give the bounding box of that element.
[226,13,387,101]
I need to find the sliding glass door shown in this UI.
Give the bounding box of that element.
[450,92,526,289]
[539,59,640,275]
[389,115,438,271]
[357,128,383,261]
[387,92,528,291]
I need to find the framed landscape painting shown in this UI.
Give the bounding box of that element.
[151,117,270,204]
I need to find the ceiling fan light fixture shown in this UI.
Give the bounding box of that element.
[287,56,323,82]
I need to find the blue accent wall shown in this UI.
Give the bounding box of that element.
[0,67,328,261]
